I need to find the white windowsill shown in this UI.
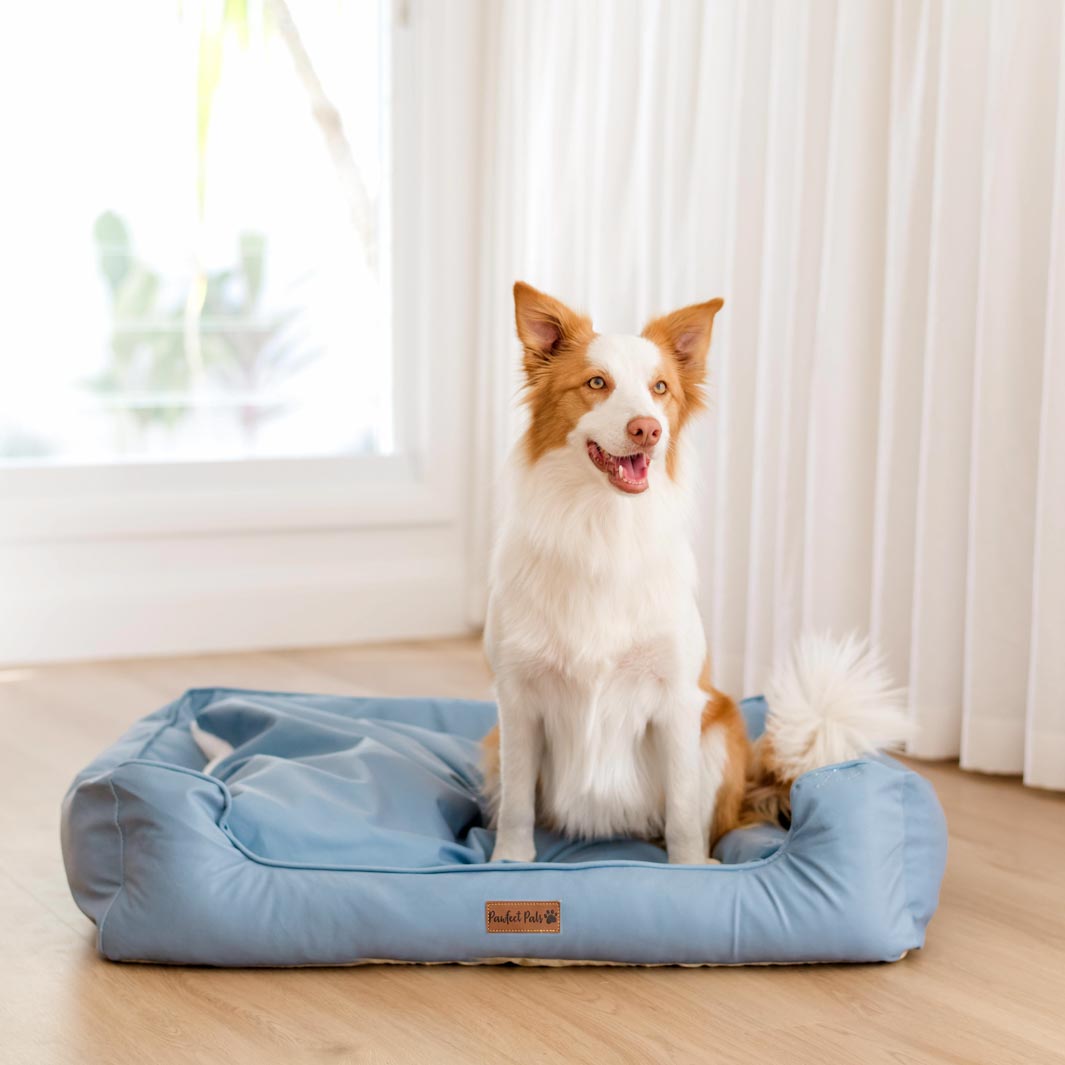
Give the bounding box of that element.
[0,451,454,543]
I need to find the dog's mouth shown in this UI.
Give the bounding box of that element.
[586,440,652,494]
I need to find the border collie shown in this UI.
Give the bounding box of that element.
[481,282,908,864]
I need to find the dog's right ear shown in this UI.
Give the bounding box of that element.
[513,282,594,373]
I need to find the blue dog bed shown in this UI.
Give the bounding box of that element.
[61,688,946,966]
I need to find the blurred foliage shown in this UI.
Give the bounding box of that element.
[0,428,55,460]
[82,2,359,450]
[90,209,315,442]
[89,211,188,431]
[195,0,264,216]
[193,0,375,264]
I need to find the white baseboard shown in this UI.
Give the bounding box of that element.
[1,525,471,666]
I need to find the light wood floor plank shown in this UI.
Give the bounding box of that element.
[2,639,1063,1065]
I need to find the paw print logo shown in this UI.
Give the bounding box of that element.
[544,909,557,925]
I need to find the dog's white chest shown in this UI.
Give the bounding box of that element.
[537,665,666,840]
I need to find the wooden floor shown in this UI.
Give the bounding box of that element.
[2,638,1064,1065]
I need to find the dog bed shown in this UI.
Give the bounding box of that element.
[61,688,946,967]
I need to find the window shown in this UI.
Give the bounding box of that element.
[0,1,478,665]
[0,0,391,466]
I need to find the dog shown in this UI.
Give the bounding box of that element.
[481,281,909,864]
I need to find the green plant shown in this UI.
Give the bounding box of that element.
[86,2,366,449]
[90,210,314,444]
[90,211,189,432]
[197,231,319,441]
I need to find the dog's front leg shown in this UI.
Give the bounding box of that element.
[490,685,542,863]
[657,700,707,865]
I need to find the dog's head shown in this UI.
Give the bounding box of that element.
[514,281,723,494]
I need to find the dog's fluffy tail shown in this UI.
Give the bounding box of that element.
[747,632,911,820]
[189,719,235,775]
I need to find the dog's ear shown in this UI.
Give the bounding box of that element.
[514,282,594,373]
[641,298,725,386]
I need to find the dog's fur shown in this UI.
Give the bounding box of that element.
[482,282,910,864]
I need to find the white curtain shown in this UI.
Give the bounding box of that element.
[466,0,1065,790]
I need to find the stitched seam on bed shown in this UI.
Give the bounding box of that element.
[102,758,880,877]
[898,773,918,945]
[96,776,127,956]
[130,696,184,762]
[93,756,892,877]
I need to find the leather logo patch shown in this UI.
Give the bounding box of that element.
[485,900,561,934]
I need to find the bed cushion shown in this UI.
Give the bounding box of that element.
[61,688,947,966]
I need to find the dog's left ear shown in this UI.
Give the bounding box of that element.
[642,298,725,387]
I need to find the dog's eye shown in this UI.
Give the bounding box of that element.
[588,376,607,390]
[653,380,668,395]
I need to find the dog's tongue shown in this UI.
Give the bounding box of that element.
[619,453,649,481]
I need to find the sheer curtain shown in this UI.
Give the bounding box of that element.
[466,0,1065,790]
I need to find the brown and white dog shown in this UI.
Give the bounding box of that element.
[482,282,909,864]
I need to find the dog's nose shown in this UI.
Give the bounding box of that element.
[627,417,662,447]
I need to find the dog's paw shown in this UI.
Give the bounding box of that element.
[490,848,537,863]
[668,849,718,865]
[490,837,537,863]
